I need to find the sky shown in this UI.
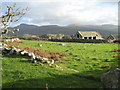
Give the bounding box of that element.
[1,0,119,26]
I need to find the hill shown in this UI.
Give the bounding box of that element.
[8,23,118,37]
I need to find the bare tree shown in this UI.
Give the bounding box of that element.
[1,3,29,35]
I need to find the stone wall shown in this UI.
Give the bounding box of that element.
[1,45,54,65]
[50,39,107,43]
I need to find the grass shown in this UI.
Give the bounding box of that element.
[2,40,119,88]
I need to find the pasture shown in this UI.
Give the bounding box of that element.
[2,40,118,88]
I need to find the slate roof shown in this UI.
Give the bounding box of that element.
[78,31,102,37]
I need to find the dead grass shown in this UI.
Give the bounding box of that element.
[4,41,27,47]
[16,46,68,61]
[112,49,120,52]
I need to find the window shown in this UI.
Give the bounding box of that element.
[93,37,96,39]
[84,37,87,39]
[89,37,92,39]
[77,34,79,38]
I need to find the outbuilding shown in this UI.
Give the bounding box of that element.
[73,31,103,40]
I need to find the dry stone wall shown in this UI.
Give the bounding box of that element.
[50,39,107,43]
[1,43,54,64]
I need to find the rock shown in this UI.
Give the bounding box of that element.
[39,44,43,47]
[28,53,35,59]
[105,59,110,62]
[20,50,28,56]
[37,56,43,61]
[8,47,17,55]
[3,43,7,47]
[77,59,81,61]
[38,43,43,47]
[92,58,97,60]
[74,65,78,67]
[46,60,50,64]
[4,47,10,51]
[65,50,69,52]
[55,65,62,69]
[31,53,36,59]
[28,53,32,57]
[0,43,2,46]
[59,43,66,46]
[41,57,49,63]
[35,56,40,60]
[0,47,5,51]
[15,49,22,55]
[33,60,37,63]
[74,55,78,57]
[101,65,109,68]
[70,69,79,72]
[50,59,54,64]
[31,59,34,63]
[2,47,11,54]
[101,68,120,88]
[41,57,48,61]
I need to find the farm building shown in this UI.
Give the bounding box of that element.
[73,31,103,40]
[106,34,116,42]
[106,34,116,40]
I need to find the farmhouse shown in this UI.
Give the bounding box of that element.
[73,31,103,40]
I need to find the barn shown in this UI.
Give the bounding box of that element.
[73,31,103,40]
[106,34,116,43]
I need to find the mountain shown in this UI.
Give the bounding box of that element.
[8,23,118,37]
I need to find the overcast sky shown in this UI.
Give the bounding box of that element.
[1,0,119,26]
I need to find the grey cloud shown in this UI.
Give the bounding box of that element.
[2,1,118,26]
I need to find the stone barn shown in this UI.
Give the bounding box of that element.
[73,31,103,40]
[106,34,116,40]
[106,34,116,43]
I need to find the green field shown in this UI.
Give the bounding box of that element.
[2,40,118,88]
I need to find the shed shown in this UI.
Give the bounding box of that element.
[106,34,116,40]
[106,34,116,43]
[73,31,103,40]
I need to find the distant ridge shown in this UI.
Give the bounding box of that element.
[8,23,118,37]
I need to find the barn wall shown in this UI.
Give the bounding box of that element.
[73,32,82,39]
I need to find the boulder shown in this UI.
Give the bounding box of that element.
[5,47,11,51]
[41,57,49,63]
[28,53,32,57]
[101,68,120,88]
[41,57,48,61]
[33,60,37,63]
[35,56,42,61]
[15,49,22,55]
[31,53,36,59]
[7,47,17,55]
[50,59,54,64]
[20,50,28,56]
